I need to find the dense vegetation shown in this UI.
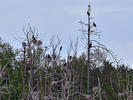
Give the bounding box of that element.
[0,33,133,100]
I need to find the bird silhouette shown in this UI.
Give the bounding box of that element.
[32,35,36,40]
[68,56,72,60]
[93,22,96,27]
[60,46,62,51]
[87,11,90,16]
[64,63,67,66]
[89,43,92,48]
[47,54,51,59]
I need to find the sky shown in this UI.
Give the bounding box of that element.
[0,0,133,67]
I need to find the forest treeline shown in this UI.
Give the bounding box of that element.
[0,31,133,100]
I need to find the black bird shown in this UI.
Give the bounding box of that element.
[93,22,96,27]
[87,11,90,16]
[89,43,92,48]
[32,35,37,44]
[64,63,67,66]
[32,35,36,40]
[69,56,72,60]
[47,54,51,59]
[60,46,62,51]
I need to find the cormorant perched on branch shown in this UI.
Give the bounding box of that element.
[64,63,67,66]
[47,54,51,59]
[87,11,90,16]
[93,22,96,27]
[32,34,37,44]
[68,56,72,60]
[60,46,62,51]
[89,43,92,48]
[32,35,36,40]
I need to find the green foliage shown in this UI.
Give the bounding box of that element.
[0,37,22,100]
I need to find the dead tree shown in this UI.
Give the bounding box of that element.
[87,5,91,95]
[79,4,119,99]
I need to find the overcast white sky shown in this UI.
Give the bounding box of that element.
[0,0,133,67]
